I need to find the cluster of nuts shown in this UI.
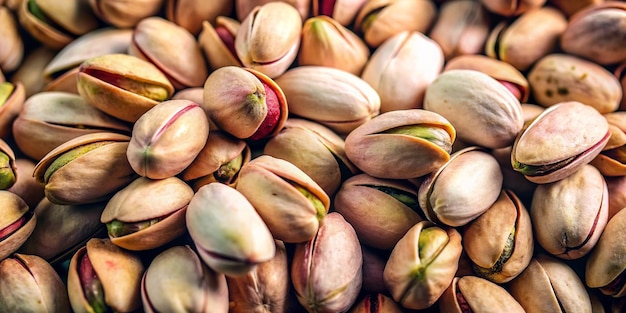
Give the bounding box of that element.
[1,0,626,312]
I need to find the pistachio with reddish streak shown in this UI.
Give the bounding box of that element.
[88,0,163,28]
[202,66,288,140]
[312,0,368,26]
[439,276,525,313]
[0,191,35,260]
[198,17,242,70]
[186,183,275,276]
[67,238,144,313]
[349,293,404,313]
[126,99,209,179]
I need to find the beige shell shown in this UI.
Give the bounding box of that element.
[166,0,232,35]
[0,191,35,260]
[88,0,163,28]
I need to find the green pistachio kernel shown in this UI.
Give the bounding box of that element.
[106,218,160,238]
[0,82,14,107]
[214,153,244,184]
[382,125,452,152]
[0,152,15,190]
[43,141,114,183]
[364,185,419,211]
[361,8,383,33]
[513,156,575,176]
[294,184,326,221]
[473,226,516,279]
[27,0,52,24]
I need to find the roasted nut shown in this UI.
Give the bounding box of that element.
[439,276,525,313]
[126,99,209,179]
[0,138,16,190]
[88,0,163,28]
[237,0,310,22]
[311,0,366,26]
[198,17,242,70]
[0,6,24,72]
[511,101,610,184]
[186,182,275,276]
[166,0,233,35]
[0,191,35,260]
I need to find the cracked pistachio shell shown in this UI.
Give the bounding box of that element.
[485,6,567,71]
[312,0,367,26]
[141,245,229,313]
[586,205,626,298]
[292,212,363,313]
[561,2,626,65]
[354,0,437,48]
[362,31,444,112]
[592,112,626,176]
[12,91,131,161]
[277,66,380,134]
[0,81,25,140]
[19,198,106,265]
[509,254,592,312]
[444,54,529,103]
[0,136,16,191]
[0,6,24,72]
[334,174,424,249]
[101,177,193,251]
[166,0,232,35]
[349,293,403,313]
[33,132,136,205]
[18,0,98,49]
[130,17,208,89]
[182,131,251,190]
[528,54,622,113]
[127,99,209,179]
[227,240,290,313]
[0,253,70,312]
[299,15,370,75]
[88,0,163,28]
[263,118,357,196]
[67,238,144,313]
[236,155,330,243]
[511,101,610,184]
[345,109,455,179]
[463,190,533,283]
[8,158,44,209]
[480,0,546,16]
[439,276,525,313]
[428,0,490,60]
[237,0,310,21]
[419,146,503,227]
[424,69,523,149]
[12,47,56,97]
[186,183,275,276]
[531,164,609,259]
[198,17,242,70]
[77,53,175,123]
[235,1,302,78]
[203,66,288,140]
[0,191,35,260]
[383,221,462,310]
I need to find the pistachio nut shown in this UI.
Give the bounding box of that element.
[511,101,610,184]
[530,163,607,257]
[586,206,626,298]
[236,155,330,243]
[509,254,593,312]
[182,131,251,191]
[383,220,462,310]
[349,293,403,313]
[8,158,44,209]
[362,31,444,112]
[19,198,106,265]
[12,91,131,161]
[237,0,310,21]
[0,6,23,72]
[424,69,523,149]
[18,0,98,49]
[439,276,525,313]
[0,138,16,190]
[186,182,275,276]
[141,245,229,313]
[126,99,209,179]
[354,0,437,48]
[76,53,175,123]
[480,0,546,16]
[235,1,302,78]
[277,66,380,134]
[43,28,132,94]
[263,118,357,196]
[67,238,144,313]
[315,0,369,26]
[101,177,193,251]
[129,17,208,89]
[591,112,626,176]
[418,147,504,227]
[12,47,56,97]
[227,240,290,313]
[528,54,622,114]
[561,2,626,65]
[334,174,424,249]
[0,253,70,312]
[463,190,533,283]
[202,66,288,140]
[0,191,35,260]
[88,0,163,28]
[33,132,137,205]
[166,0,232,35]
[444,54,530,103]
[549,0,604,16]
[0,81,25,140]
[299,15,370,75]
[606,175,626,220]
[171,87,221,131]
[198,17,242,70]
[428,0,490,60]
[291,212,363,313]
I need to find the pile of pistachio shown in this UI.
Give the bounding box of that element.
[1,0,626,312]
